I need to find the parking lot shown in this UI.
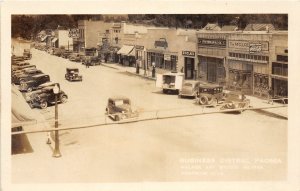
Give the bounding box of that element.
[12,41,288,182]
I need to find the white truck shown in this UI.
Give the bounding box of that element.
[156,72,184,94]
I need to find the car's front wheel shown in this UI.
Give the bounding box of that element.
[40,101,48,109]
[60,95,68,103]
[115,115,120,121]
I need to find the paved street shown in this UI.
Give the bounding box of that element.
[12,42,287,183]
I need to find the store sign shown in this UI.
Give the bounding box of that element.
[198,38,226,48]
[249,43,262,53]
[155,38,168,49]
[68,29,79,38]
[182,51,195,57]
[229,40,269,51]
[135,45,144,50]
[164,54,171,61]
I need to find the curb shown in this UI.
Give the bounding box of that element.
[101,64,119,70]
[253,108,288,120]
[124,71,156,81]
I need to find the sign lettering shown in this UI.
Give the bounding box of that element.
[68,29,79,38]
[198,38,226,48]
[229,40,269,51]
[249,43,262,53]
[164,54,171,61]
[182,51,195,56]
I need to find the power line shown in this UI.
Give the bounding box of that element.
[11,105,287,135]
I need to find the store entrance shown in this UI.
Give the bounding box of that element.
[184,57,194,79]
[207,62,217,83]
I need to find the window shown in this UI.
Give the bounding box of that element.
[277,55,288,62]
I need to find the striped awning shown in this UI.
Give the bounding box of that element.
[117,45,134,56]
[51,38,58,43]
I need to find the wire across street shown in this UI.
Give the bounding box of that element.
[11,104,287,135]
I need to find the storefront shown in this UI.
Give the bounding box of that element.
[117,45,136,67]
[146,37,178,73]
[227,39,270,96]
[197,34,227,85]
[182,51,195,79]
[135,45,146,69]
[271,47,288,98]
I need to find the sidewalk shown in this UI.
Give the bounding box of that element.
[101,62,156,81]
[101,62,288,119]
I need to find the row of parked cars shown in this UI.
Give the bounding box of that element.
[156,71,251,113]
[104,72,251,123]
[11,53,68,109]
[34,44,101,66]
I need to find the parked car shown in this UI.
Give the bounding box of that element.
[82,55,100,66]
[23,49,32,59]
[105,96,139,121]
[28,86,68,109]
[220,91,250,113]
[12,64,36,73]
[11,61,30,67]
[52,48,65,57]
[65,68,83,81]
[19,74,50,92]
[61,50,73,59]
[11,56,25,62]
[156,72,184,94]
[69,53,82,62]
[178,81,201,98]
[195,84,224,106]
[13,69,43,85]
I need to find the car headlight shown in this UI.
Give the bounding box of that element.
[122,111,125,114]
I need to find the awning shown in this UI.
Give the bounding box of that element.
[51,38,58,43]
[117,45,134,56]
[40,36,47,42]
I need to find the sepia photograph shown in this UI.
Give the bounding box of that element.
[1,1,300,191]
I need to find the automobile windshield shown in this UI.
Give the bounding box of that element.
[114,100,124,106]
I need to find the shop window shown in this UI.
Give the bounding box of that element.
[258,55,262,60]
[253,55,258,60]
[277,55,288,62]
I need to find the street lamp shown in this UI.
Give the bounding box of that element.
[52,84,61,158]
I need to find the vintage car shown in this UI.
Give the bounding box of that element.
[11,56,25,62]
[65,68,82,81]
[178,81,201,98]
[28,86,68,109]
[105,96,139,121]
[195,84,224,106]
[23,49,32,59]
[13,69,43,85]
[61,50,73,59]
[53,47,65,57]
[156,72,184,94]
[220,91,250,113]
[19,74,50,92]
[69,53,82,62]
[12,64,36,73]
[82,55,100,66]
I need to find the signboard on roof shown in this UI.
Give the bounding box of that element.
[198,38,226,48]
[68,29,79,38]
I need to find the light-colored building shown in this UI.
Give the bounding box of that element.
[75,20,113,52]
[52,29,73,50]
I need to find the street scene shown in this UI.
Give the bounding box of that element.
[11,14,288,183]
